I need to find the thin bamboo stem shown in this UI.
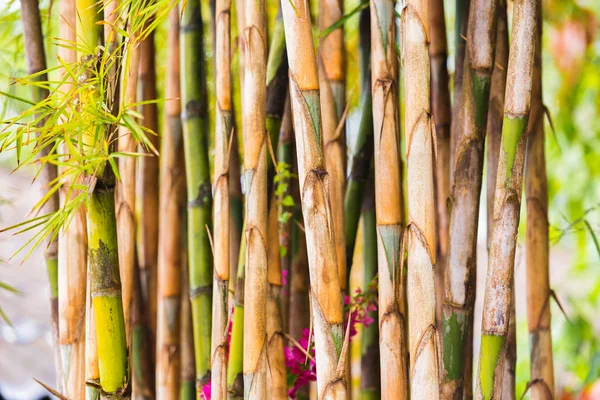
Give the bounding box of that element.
[155,9,184,398]
[181,251,197,400]
[525,7,554,398]
[211,0,234,396]
[477,1,539,398]
[281,0,346,396]
[404,0,439,397]
[441,0,498,397]
[372,0,407,397]
[359,178,380,400]
[180,0,213,389]
[227,229,246,399]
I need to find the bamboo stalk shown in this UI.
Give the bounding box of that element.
[137,23,160,346]
[85,274,100,400]
[429,0,451,331]
[477,1,539,398]
[20,0,64,392]
[266,197,287,399]
[181,253,197,400]
[155,9,184,398]
[211,0,234,396]
[241,0,269,395]
[360,178,380,400]
[404,0,439,397]
[180,0,214,389]
[441,0,498,398]
[525,8,554,398]
[344,9,373,283]
[450,0,470,183]
[77,0,130,395]
[319,0,346,295]
[227,229,246,399]
[281,0,346,396]
[372,0,408,397]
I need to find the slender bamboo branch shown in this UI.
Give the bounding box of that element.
[404,0,439,396]
[441,0,498,397]
[241,0,269,395]
[211,0,234,396]
[477,1,539,398]
[360,177,380,400]
[281,0,346,396]
[525,7,554,398]
[429,0,451,331]
[155,8,184,398]
[180,0,213,388]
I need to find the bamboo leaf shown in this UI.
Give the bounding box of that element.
[583,219,600,259]
[319,2,369,39]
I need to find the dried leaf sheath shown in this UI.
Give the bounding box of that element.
[180,0,213,387]
[441,0,498,397]
[212,0,234,397]
[477,1,539,398]
[371,0,408,398]
[525,9,555,398]
[242,0,269,396]
[403,1,439,397]
[156,8,184,398]
[281,0,346,397]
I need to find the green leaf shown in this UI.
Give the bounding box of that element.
[584,220,600,259]
[282,195,294,207]
[320,2,369,39]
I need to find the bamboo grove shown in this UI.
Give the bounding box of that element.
[4,0,562,398]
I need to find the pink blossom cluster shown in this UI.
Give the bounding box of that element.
[285,328,317,398]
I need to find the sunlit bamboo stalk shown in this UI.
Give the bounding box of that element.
[525,7,554,398]
[477,1,539,398]
[241,0,268,395]
[181,254,197,400]
[155,8,184,398]
[404,0,439,396]
[180,0,213,388]
[372,0,407,397]
[227,228,246,399]
[441,0,498,398]
[85,268,100,400]
[281,0,346,396]
[211,0,234,396]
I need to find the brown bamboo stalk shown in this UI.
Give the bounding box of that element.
[429,0,451,330]
[212,0,234,396]
[266,196,287,399]
[404,0,440,397]
[525,8,554,398]
[371,0,408,397]
[441,0,498,397]
[155,8,184,398]
[116,29,141,349]
[242,0,269,396]
[281,0,346,396]
[136,25,160,344]
[477,0,539,397]
[319,0,346,294]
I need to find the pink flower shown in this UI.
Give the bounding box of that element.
[200,383,211,400]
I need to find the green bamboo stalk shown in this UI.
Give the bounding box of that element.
[477,1,539,398]
[525,8,554,398]
[85,268,100,400]
[212,0,234,396]
[404,0,439,396]
[76,0,130,396]
[227,230,246,399]
[344,8,373,284]
[181,248,197,400]
[372,0,408,397]
[450,0,470,183]
[180,0,213,390]
[360,177,380,400]
[281,0,347,396]
[241,0,269,395]
[20,0,64,392]
[441,0,498,398]
[156,9,184,398]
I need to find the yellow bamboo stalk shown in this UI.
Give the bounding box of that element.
[371,0,408,397]
[85,268,100,400]
[403,0,440,397]
[281,0,346,396]
[155,8,184,398]
[242,0,268,396]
